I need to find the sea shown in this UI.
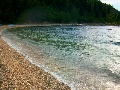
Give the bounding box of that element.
[1,25,120,90]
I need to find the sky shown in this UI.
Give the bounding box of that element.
[100,0,120,11]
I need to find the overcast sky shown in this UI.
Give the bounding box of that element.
[100,0,120,11]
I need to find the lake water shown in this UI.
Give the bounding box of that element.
[2,25,120,90]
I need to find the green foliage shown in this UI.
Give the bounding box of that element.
[0,0,120,24]
[46,7,71,23]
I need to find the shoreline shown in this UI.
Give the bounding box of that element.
[0,25,71,90]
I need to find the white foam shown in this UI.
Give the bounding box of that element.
[1,33,75,90]
[2,26,120,90]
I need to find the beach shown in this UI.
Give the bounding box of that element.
[0,25,70,90]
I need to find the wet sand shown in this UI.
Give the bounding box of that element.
[0,25,70,90]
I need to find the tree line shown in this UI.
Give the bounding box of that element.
[0,0,120,24]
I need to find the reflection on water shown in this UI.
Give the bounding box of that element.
[2,25,120,90]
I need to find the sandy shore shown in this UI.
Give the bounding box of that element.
[0,25,71,90]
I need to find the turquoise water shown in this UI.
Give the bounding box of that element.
[2,25,120,90]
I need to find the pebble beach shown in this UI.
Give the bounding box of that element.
[0,25,70,90]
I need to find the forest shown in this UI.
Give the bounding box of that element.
[0,0,120,24]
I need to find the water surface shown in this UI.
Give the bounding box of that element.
[2,25,120,90]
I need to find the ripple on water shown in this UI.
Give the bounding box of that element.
[2,26,120,90]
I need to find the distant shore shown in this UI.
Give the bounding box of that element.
[0,22,119,29]
[0,25,70,90]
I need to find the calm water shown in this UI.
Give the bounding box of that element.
[2,25,120,90]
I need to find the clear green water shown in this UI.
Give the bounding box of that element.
[2,26,120,90]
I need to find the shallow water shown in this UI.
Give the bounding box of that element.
[2,25,120,90]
